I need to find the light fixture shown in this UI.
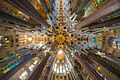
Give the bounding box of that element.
[28,37,32,41]
[57,49,64,60]
[58,50,63,54]
[5,38,7,40]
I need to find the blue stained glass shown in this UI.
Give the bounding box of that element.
[115,38,117,41]
[18,49,27,53]
[92,41,95,43]
[110,40,113,44]
[21,35,24,37]
[11,54,16,58]
[114,43,117,46]
[118,38,120,42]
[22,54,31,60]
[20,59,23,62]
[8,62,20,71]
[90,2,93,5]
[118,43,120,47]
[92,37,95,39]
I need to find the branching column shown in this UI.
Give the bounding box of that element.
[74,53,104,80]
[75,0,120,28]
[5,0,50,29]
[27,53,51,80]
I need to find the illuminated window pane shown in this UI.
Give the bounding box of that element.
[19,71,28,80]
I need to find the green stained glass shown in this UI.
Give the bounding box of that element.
[0,57,9,63]
[97,0,101,3]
